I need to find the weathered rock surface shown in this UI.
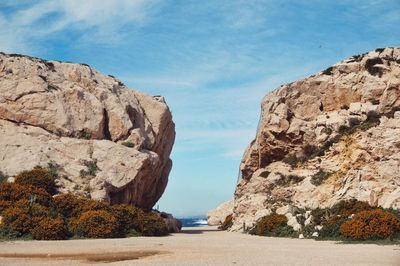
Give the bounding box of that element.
[231,47,400,231]
[0,52,175,210]
[207,199,234,226]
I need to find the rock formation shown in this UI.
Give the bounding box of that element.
[207,199,233,226]
[231,47,400,231]
[0,52,175,210]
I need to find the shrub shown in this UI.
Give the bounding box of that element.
[319,215,347,238]
[53,193,109,218]
[0,182,52,206]
[109,204,144,236]
[70,210,119,238]
[219,214,233,231]
[331,199,375,218]
[0,200,11,214]
[340,209,400,240]
[256,213,288,236]
[15,166,57,195]
[137,212,169,236]
[31,217,69,240]
[0,207,33,236]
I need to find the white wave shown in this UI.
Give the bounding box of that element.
[193,219,208,225]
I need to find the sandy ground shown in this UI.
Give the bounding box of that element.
[0,226,399,266]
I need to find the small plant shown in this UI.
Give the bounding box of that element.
[79,160,99,177]
[31,217,69,240]
[276,174,304,187]
[121,141,135,148]
[340,209,400,240]
[15,166,57,195]
[70,210,120,238]
[78,130,92,140]
[322,66,333,75]
[0,171,7,183]
[311,169,333,186]
[46,161,60,179]
[282,154,300,167]
[219,214,233,231]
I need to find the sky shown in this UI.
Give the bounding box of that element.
[1,0,399,217]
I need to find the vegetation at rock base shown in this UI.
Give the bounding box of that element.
[252,200,400,243]
[15,166,57,195]
[31,217,69,240]
[137,212,169,236]
[0,167,171,240]
[70,210,120,238]
[340,209,400,240]
[255,213,295,237]
[219,214,233,230]
[0,182,52,206]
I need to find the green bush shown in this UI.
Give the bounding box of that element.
[31,217,69,240]
[340,209,400,240]
[70,210,120,238]
[15,166,57,195]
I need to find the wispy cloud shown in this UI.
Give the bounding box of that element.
[0,0,160,52]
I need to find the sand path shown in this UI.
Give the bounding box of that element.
[0,226,399,266]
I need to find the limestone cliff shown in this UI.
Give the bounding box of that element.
[0,52,175,210]
[231,47,400,231]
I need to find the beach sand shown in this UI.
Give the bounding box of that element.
[0,226,398,266]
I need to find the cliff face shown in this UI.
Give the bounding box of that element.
[232,47,400,231]
[0,53,175,210]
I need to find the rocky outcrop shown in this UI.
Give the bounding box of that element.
[232,47,400,231]
[0,52,175,210]
[207,199,234,226]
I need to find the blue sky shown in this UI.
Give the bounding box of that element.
[1,0,399,217]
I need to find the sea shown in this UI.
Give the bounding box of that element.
[179,216,208,227]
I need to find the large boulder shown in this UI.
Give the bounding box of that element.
[207,199,234,226]
[232,47,400,231]
[0,53,175,210]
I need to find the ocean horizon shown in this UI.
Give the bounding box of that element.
[178,216,208,227]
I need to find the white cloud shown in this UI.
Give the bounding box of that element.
[0,0,160,53]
